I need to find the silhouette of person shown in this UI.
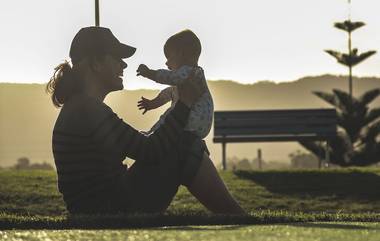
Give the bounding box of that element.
[47,26,245,215]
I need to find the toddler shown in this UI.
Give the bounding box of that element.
[136,29,213,139]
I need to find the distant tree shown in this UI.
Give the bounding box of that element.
[14,157,30,170]
[300,88,380,166]
[325,20,376,98]
[235,158,252,170]
[13,157,54,170]
[289,150,319,169]
[226,156,253,170]
[29,162,54,170]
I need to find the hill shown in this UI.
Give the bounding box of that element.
[0,75,379,167]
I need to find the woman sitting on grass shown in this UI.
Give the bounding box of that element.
[46,26,245,215]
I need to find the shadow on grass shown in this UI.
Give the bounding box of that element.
[1,212,380,230]
[286,222,380,230]
[234,170,380,200]
[153,225,249,231]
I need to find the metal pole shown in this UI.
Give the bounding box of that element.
[325,141,330,168]
[95,0,100,26]
[348,31,353,99]
[222,142,226,170]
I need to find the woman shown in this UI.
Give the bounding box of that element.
[47,26,245,214]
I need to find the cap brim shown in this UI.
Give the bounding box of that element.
[119,43,136,58]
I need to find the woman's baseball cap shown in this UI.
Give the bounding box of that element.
[69,26,136,64]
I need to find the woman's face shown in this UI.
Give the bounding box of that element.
[96,55,128,92]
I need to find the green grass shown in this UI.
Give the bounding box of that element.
[2,222,380,241]
[1,168,380,229]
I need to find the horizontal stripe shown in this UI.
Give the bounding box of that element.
[89,112,118,136]
[62,174,122,205]
[58,168,123,184]
[53,130,90,139]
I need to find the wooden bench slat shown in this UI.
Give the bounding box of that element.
[214,118,337,127]
[213,134,336,143]
[215,109,337,119]
[214,126,336,136]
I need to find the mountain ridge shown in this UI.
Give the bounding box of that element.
[1,74,379,167]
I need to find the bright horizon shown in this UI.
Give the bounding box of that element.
[1,0,379,89]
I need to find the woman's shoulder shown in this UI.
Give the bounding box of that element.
[63,94,113,115]
[55,94,114,134]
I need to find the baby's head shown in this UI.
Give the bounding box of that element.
[164,29,201,70]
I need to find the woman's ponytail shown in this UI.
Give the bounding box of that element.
[46,61,82,108]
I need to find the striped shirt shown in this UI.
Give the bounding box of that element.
[52,94,190,210]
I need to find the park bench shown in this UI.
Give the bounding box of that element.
[213,109,338,170]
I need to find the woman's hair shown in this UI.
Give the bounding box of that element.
[46,55,106,108]
[164,29,202,66]
[46,60,83,108]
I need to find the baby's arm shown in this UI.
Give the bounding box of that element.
[137,87,175,114]
[155,66,195,86]
[156,86,175,104]
[137,64,194,86]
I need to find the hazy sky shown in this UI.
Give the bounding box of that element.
[1,0,379,89]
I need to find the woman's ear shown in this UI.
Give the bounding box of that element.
[89,56,104,73]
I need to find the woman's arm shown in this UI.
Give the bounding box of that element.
[91,79,203,164]
[92,101,190,164]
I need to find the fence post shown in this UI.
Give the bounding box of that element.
[258,148,262,170]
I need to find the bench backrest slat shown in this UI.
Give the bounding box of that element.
[214,109,337,140]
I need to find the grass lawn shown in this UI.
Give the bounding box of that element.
[1,168,380,231]
[2,222,380,241]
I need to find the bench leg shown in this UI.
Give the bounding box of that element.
[222,142,227,170]
[325,140,330,167]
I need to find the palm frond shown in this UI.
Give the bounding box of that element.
[325,50,346,65]
[325,50,356,67]
[312,91,339,108]
[360,120,380,143]
[334,20,365,32]
[298,140,325,160]
[359,88,380,106]
[352,135,380,166]
[325,49,377,68]
[325,50,343,60]
[329,131,353,165]
[349,50,377,67]
[364,107,380,126]
[332,89,355,112]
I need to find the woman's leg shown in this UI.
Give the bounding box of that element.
[125,151,182,213]
[186,152,246,215]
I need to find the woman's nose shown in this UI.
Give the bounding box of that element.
[121,60,128,69]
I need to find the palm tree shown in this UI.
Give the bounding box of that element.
[300,88,380,166]
[325,20,376,99]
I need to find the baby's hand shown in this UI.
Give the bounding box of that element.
[136,64,150,77]
[137,96,156,114]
